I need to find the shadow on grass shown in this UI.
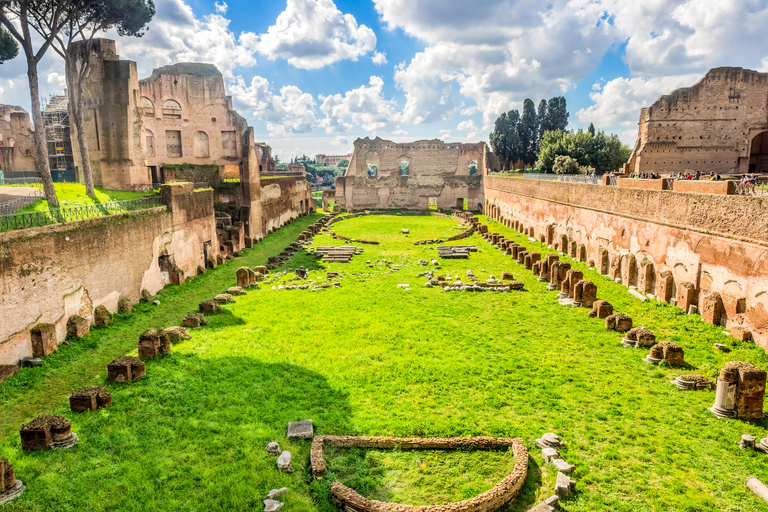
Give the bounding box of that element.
[5,355,353,511]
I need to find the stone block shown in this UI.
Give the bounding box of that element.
[30,323,57,358]
[626,327,656,347]
[568,240,577,258]
[277,451,293,473]
[107,356,144,382]
[731,362,766,419]
[598,248,609,274]
[94,305,113,326]
[579,280,597,307]
[509,281,525,290]
[542,447,560,462]
[183,313,208,328]
[620,254,637,287]
[227,286,246,296]
[731,327,752,342]
[287,419,314,439]
[200,300,222,313]
[552,458,575,474]
[656,271,674,303]
[637,260,655,294]
[236,267,251,287]
[138,328,170,359]
[66,315,90,338]
[676,282,696,313]
[555,472,576,498]
[117,296,133,313]
[606,313,632,332]
[700,292,725,326]
[532,261,541,276]
[70,386,111,412]
[164,326,191,342]
[658,341,684,366]
[266,442,281,455]
[501,271,514,280]
[565,269,583,297]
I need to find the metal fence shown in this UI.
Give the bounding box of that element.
[734,179,768,196]
[1,176,44,186]
[523,172,602,184]
[0,195,164,231]
[0,191,45,216]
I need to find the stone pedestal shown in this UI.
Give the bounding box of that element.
[30,323,57,357]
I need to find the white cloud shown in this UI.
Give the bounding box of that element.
[111,0,257,79]
[255,0,377,70]
[319,76,400,134]
[457,119,478,138]
[576,74,700,144]
[47,72,66,89]
[371,51,388,65]
[214,2,228,14]
[230,75,317,136]
[377,0,619,128]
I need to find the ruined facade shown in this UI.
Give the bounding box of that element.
[628,67,768,175]
[0,105,36,176]
[316,153,351,166]
[335,137,487,210]
[139,62,248,183]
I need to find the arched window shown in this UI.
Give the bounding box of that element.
[194,131,210,158]
[142,97,154,117]
[145,129,155,156]
[398,155,410,176]
[162,99,182,120]
[365,151,379,177]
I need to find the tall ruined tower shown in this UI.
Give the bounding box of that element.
[69,38,149,190]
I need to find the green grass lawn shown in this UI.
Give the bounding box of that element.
[1,212,767,511]
[8,183,156,214]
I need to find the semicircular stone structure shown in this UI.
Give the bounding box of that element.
[311,435,528,512]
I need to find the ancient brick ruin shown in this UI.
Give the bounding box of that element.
[335,137,488,210]
[628,67,768,175]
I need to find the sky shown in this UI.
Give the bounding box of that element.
[3,0,768,161]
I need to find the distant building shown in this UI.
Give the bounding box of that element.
[628,67,768,175]
[315,153,351,167]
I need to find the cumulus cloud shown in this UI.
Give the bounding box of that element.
[377,0,618,128]
[371,51,388,65]
[214,1,228,14]
[319,76,400,134]
[230,75,317,136]
[111,0,257,79]
[255,0,377,69]
[576,75,699,131]
[47,72,67,88]
[457,119,478,138]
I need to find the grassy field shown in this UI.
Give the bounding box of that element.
[7,183,155,214]
[1,212,767,512]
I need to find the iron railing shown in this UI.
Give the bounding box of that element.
[0,195,164,231]
[734,179,768,196]
[0,192,45,216]
[0,176,43,186]
[523,172,602,184]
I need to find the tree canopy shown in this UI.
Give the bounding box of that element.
[489,95,569,170]
[0,27,18,63]
[538,129,631,174]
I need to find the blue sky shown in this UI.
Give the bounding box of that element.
[3,0,768,161]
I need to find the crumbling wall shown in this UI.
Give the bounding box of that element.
[260,177,313,233]
[484,176,768,348]
[0,105,37,176]
[337,137,486,210]
[628,67,768,175]
[0,188,218,365]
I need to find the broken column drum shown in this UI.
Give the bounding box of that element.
[712,362,766,419]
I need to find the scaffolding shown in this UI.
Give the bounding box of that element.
[42,94,75,174]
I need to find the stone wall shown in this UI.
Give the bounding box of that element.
[484,177,768,348]
[0,187,218,365]
[628,67,768,175]
[336,137,486,210]
[260,177,314,233]
[0,105,36,175]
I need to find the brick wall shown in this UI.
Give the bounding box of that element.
[484,177,768,349]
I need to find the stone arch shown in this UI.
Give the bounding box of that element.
[142,97,154,116]
[194,131,210,158]
[365,151,379,177]
[398,154,410,176]
[748,131,768,173]
[162,99,182,119]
